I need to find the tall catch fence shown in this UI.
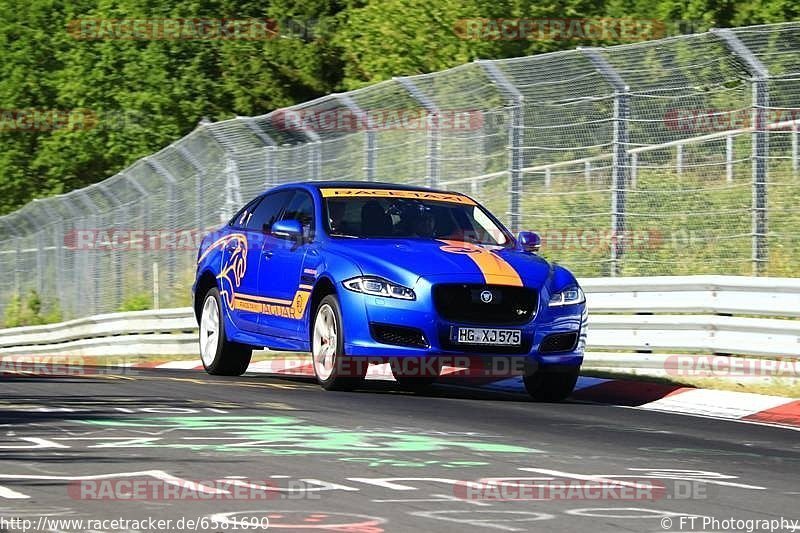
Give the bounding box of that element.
[1,22,799,323]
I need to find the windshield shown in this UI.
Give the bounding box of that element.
[322,190,511,247]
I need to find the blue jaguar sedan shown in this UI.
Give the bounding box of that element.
[193,181,587,400]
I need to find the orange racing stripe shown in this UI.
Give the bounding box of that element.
[439,240,523,286]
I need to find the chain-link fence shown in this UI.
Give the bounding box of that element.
[1,22,799,324]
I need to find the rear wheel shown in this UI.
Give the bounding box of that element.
[312,294,367,391]
[199,287,252,376]
[523,367,580,402]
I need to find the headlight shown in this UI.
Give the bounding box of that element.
[343,276,416,300]
[548,286,585,307]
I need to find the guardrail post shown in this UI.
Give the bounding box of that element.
[712,28,769,275]
[580,48,630,277]
[396,77,440,189]
[478,60,524,233]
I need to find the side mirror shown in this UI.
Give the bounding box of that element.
[517,231,541,253]
[271,219,303,239]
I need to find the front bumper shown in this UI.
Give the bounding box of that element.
[338,275,586,370]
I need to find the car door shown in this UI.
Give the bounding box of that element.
[258,189,316,338]
[225,190,293,333]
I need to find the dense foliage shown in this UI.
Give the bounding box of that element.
[0,0,797,215]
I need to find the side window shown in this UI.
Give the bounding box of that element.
[281,191,315,237]
[248,190,293,232]
[229,196,263,229]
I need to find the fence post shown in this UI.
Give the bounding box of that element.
[281,112,321,181]
[76,191,101,314]
[98,183,125,308]
[676,144,683,176]
[240,117,280,189]
[146,157,179,295]
[338,94,377,182]
[14,236,21,303]
[478,60,524,233]
[580,47,630,277]
[121,172,151,297]
[712,28,769,275]
[395,76,440,188]
[32,198,65,317]
[18,214,44,300]
[222,155,242,222]
[175,143,206,227]
[726,134,734,182]
[792,122,798,175]
[55,194,83,319]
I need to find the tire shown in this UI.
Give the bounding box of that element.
[523,366,580,402]
[199,287,252,376]
[391,357,442,391]
[311,294,367,391]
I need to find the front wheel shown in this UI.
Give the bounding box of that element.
[523,367,580,402]
[312,294,367,391]
[199,287,252,376]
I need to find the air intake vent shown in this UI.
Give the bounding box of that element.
[539,332,578,353]
[370,323,428,348]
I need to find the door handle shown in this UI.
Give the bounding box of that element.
[263,250,274,258]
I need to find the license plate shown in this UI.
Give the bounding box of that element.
[454,327,521,346]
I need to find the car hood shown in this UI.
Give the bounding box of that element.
[323,238,551,287]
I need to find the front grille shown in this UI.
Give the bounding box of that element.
[539,332,578,353]
[432,284,538,325]
[370,323,428,348]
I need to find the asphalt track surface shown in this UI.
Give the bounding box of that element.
[1,367,799,533]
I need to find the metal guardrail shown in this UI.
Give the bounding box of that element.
[0,276,797,358]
